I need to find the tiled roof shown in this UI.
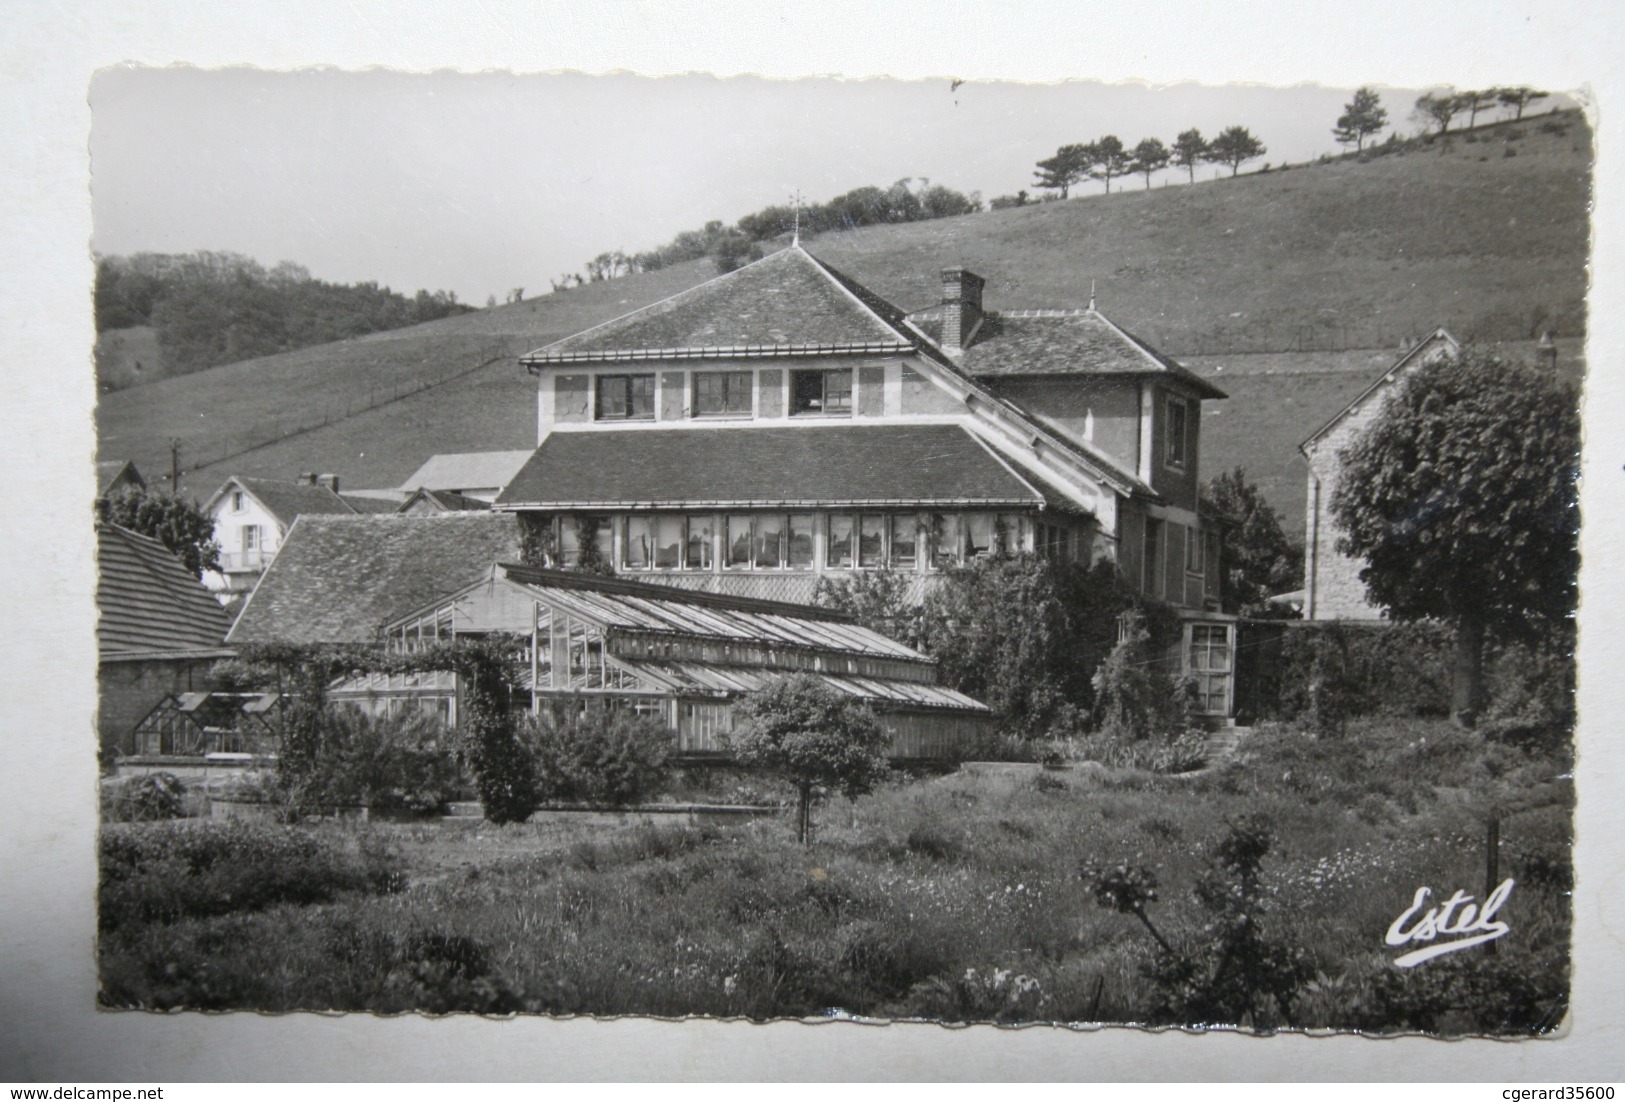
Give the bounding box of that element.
[397,450,535,493]
[226,513,522,645]
[97,460,146,497]
[522,245,916,362]
[397,488,492,513]
[339,494,404,514]
[205,476,365,526]
[496,424,1050,509]
[913,309,1226,399]
[97,524,233,660]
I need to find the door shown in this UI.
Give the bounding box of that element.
[1185,622,1235,718]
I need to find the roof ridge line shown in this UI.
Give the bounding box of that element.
[801,249,921,347]
[519,246,799,360]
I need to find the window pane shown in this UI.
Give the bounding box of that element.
[787,514,814,568]
[725,371,752,413]
[727,514,753,567]
[791,370,823,414]
[694,372,724,415]
[630,375,655,419]
[827,515,854,568]
[890,514,917,569]
[653,515,684,569]
[997,514,1021,554]
[858,514,885,568]
[1166,398,1187,466]
[754,514,786,568]
[559,518,581,564]
[1186,525,1204,572]
[965,513,995,558]
[596,376,626,419]
[825,370,853,412]
[685,515,714,569]
[624,516,652,568]
[931,513,961,569]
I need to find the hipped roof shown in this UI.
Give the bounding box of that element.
[495,423,1062,510]
[97,524,233,661]
[521,245,917,364]
[226,513,522,645]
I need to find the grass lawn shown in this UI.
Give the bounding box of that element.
[98,717,1571,1032]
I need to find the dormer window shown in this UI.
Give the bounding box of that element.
[596,374,656,420]
[693,371,753,417]
[790,369,852,416]
[230,490,245,513]
[1165,395,1190,469]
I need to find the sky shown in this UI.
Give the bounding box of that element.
[91,70,1490,305]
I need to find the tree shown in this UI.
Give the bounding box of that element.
[1033,143,1092,199]
[1458,89,1499,129]
[1414,91,1462,135]
[1205,126,1267,176]
[97,486,221,578]
[1172,129,1208,183]
[1086,135,1132,194]
[1333,87,1389,151]
[1330,349,1579,727]
[1202,467,1303,616]
[728,674,891,843]
[1496,86,1550,120]
[1131,138,1171,189]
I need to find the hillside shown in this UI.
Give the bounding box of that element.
[97,108,1591,529]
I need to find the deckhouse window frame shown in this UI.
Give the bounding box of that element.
[692,370,753,417]
[790,368,853,416]
[595,373,656,421]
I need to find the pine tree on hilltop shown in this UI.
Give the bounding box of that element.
[1333,87,1389,152]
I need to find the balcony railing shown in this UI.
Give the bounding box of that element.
[219,549,271,572]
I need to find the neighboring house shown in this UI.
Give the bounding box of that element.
[395,450,535,503]
[96,523,234,759]
[1299,329,1461,621]
[396,487,492,515]
[225,513,990,758]
[493,244,1241,717]
[96,459,146,501]
[199,473,398,603]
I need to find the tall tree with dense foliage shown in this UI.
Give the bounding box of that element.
[1330,349,1579,726]
[729,674,891,843]
[1172,129,1208,183]
[1333,87,1389,151]
[97,486,221,579]
[1131,138,1171,188]
[1205,126,1268,176]
[1033,143,1092,199]
[1086,136,1133,194]
[1202,467,1303,616]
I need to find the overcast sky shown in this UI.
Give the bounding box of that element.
[91,70,1498,304]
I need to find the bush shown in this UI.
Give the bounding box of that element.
[293,709,464,816]
[1092,608,1197,741]
[1271,621,1453,728]
[525,702,673,807]
[98,820,403,932]
[101,772,188,822]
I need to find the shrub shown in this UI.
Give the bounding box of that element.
[101,772,188,822]
[1271,621,1453,728]
[1092,609,1196,741]
[98,820,403,932]
[525,702,673,806]
[293,709,463,816]
[1481,640,1576,751]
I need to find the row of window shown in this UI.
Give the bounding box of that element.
[551,511,1072,572]
[593,368,855,421]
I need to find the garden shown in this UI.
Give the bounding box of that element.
[98,704,1571,1033]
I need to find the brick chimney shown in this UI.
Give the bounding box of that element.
[940,267,985,354]
[316,473,340,493]
[298,471,317,485]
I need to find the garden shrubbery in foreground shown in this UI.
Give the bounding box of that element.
[98,717,1570,1032]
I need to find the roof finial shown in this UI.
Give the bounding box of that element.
[791,189,802,247]
[1089,279,1097,312]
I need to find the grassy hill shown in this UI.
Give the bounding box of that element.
[98,109,1591,529]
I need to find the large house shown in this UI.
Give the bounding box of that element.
[492,244,1239,717]
[199,473,396,603]
[1299,329,1461,621]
